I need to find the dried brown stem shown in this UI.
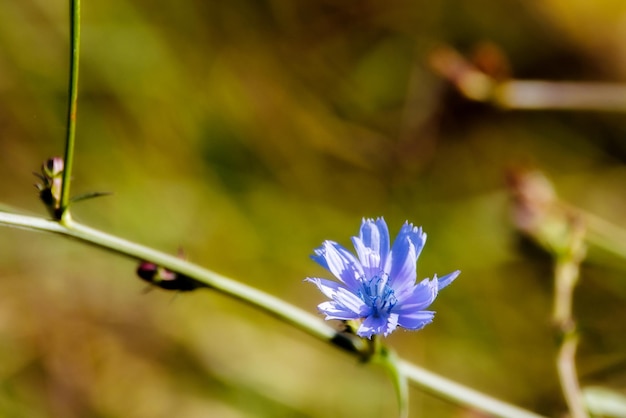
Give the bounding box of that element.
[430,45,626,112]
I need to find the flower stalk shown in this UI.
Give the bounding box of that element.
[60,0,81,220]
[374,346,409,418]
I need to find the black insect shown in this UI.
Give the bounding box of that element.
[136,261,204,292]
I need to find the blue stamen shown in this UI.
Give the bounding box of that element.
[359,273,397,317]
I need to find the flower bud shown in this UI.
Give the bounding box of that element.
[34,157,64,218]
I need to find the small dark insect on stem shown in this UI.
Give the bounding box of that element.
[136,261,207,291]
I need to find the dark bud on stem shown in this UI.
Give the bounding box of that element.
[34,157,64,219]
[136,261,204,292]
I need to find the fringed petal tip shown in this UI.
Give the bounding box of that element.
[436,270,461,291]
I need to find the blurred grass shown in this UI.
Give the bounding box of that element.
[1,0,626,417]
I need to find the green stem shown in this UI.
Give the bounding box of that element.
[557,333,587,418]
[0,211,547,418]
[3,212,345,347]
[399,360,545,418]
[376,347,409,418]
[552,220,589,418]
[60,0,81,219]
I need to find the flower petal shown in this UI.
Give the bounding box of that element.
[405,223,427,259]
[436,270,460,291]
[311,241,363,290]
[397,310,435,330]
[307,277,369,318]
[318,301,362,320]
[360,218,390,255]
[351,218,390,277]
[358,314,393,338]
[351,238,380,279]
[393,278,438,313]
[386,223,427,291]
[386,235,417,289]
[334,287,370,316]
[397,222,427,259]
[384,313,400,336]
[304,277,345,299]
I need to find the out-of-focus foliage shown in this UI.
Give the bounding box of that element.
[1,1,626,417]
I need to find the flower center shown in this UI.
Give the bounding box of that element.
[359,273,397,317]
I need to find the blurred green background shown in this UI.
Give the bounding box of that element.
[1,1,626,417]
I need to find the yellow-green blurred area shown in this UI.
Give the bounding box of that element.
[1,0,626,417]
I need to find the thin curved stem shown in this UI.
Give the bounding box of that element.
[0,211,547,418]
[377,347,409,418]
[553,219,589,418]
[558,334,587,418]
[399,360,545,418]
[60,0,81,218]
[0,212,343,347]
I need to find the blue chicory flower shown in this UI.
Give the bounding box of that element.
[306,217,460,338]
